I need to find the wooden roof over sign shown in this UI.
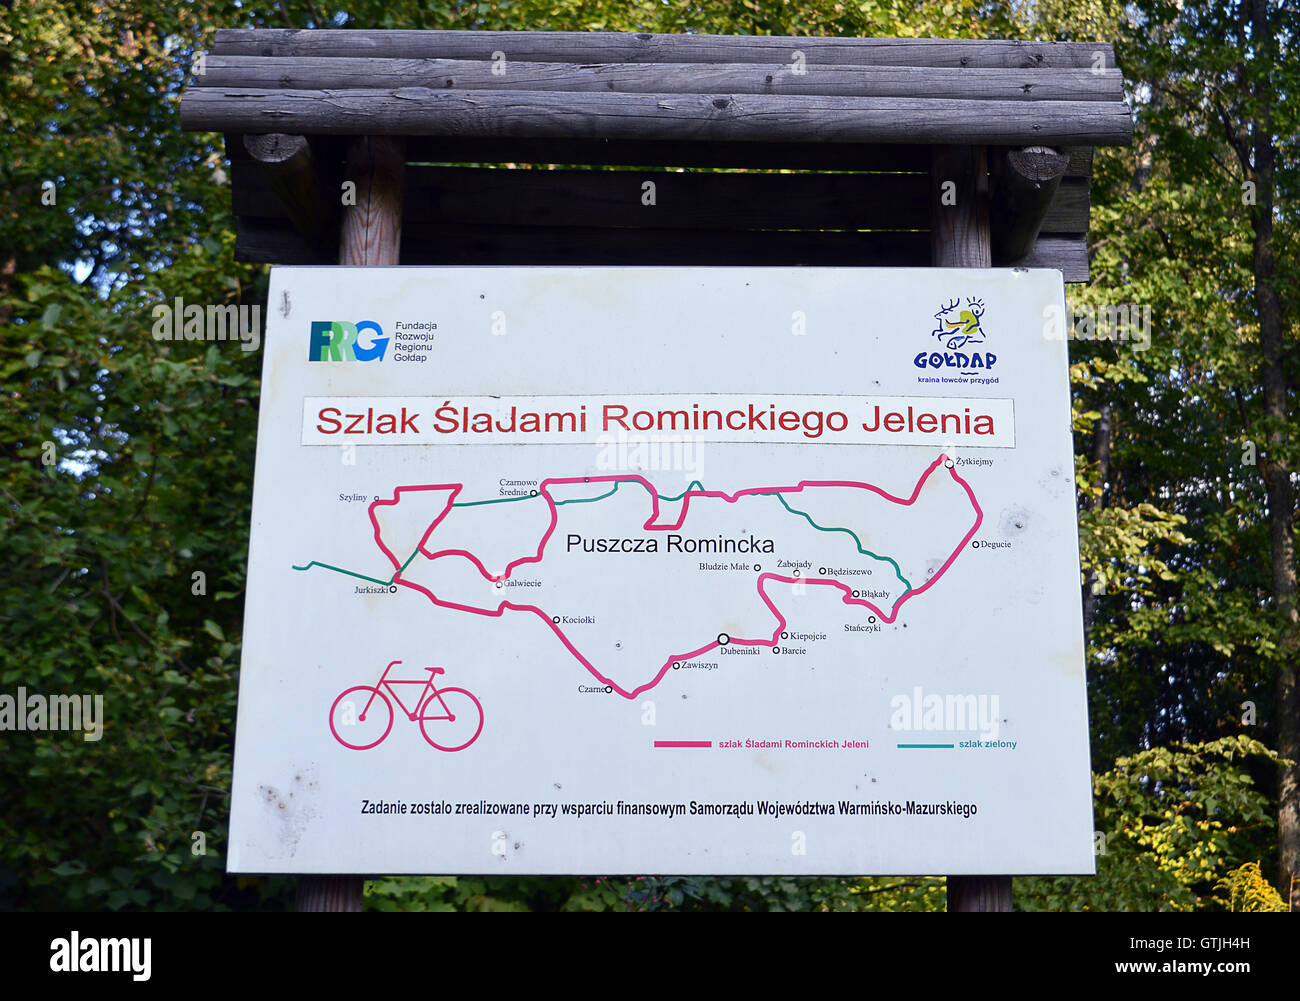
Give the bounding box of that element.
[179,29,1132,282]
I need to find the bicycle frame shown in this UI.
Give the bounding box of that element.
[363,659,460,722]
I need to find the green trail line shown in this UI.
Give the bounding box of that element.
[292,478,911,594]
[291,546,421,586]
[288,560,395,587]
[760,492,912,592]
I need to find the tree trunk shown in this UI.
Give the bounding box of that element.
[1248,0,1299,907]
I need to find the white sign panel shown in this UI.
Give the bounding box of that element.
[230,266,1094,875]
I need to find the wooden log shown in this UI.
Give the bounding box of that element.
[197,56,1124,103]
[339,136,404,266]
[241,133,336,242]
[991,145,1071,263]
[211,29,1115,70]
[930,145,991,268]
[180,88,1135,146]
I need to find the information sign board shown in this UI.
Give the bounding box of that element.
[230,266,1093,875]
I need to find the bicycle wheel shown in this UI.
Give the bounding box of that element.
[418,687,484,752]
[329,686,394,750]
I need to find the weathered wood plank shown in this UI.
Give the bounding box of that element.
[233,164,928,230]
[1042,177,1090,233]
[404,138,1095,175]
[403,136,934,171]
[231,162,1089,234]
[1017,234,1089,282]
[1064,146,1092,177]
[224,133,1094,176]
[235,214,1091,280]
[182,88,1134,146]
[238,217,930,265]
[211,29,1115,70]
[196,55,1123,103]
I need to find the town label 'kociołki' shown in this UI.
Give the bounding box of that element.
[230,266,1094,875]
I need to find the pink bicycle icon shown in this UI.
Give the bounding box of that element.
[329,660,484,752]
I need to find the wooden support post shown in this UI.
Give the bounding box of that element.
[296,135,405,914]
[339,135,405,267]
[243,133,336,243]
[946,875,1014,912]
[991,146,1070,264]
[930,145,990,268]
[296,875,364,912]
[931,143,1012,913]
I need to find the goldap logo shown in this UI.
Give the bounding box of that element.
[914,297,997,371]
[309,320,389,362]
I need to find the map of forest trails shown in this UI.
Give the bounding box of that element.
[296,454,983,699]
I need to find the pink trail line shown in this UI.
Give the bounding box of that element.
[367,453,983,701]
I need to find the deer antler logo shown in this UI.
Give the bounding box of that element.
[931,298,987,350]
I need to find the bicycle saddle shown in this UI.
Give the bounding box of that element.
[424,667,446,675]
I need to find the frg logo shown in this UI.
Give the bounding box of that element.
[309,320,389,362]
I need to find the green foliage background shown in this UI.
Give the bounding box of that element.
[1,0,1294,911]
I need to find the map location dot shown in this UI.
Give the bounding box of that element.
[869,615,877,624]
[717,633,730,645]
[753,564,761,571]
